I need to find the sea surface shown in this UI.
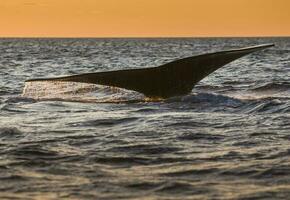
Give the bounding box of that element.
[0,38,289,199]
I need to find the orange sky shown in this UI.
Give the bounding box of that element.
[0,0,289,37]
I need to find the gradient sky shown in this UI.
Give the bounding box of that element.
[0,0,289,37]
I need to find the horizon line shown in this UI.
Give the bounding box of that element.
[0,35,290,39]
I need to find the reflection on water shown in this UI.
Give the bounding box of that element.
[0,38,290,199]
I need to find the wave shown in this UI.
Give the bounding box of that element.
[0,127,23,139]
[251,82,290,92]
[11,88,290,114]
[243,100,290,114]
[0,79,282,115]
[4,96,37,104]
[166,92,243,105]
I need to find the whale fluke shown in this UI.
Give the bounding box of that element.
[26,44,274,98]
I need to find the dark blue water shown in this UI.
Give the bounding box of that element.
[0,38,289,199]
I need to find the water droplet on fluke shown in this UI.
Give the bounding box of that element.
[21,80,146,103]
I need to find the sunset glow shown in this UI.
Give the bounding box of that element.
[0,0,289,37]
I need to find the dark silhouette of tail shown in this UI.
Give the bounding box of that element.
[26,44,274,98]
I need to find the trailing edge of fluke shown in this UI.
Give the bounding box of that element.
[26,44,274,98]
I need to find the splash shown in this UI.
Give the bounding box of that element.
[21,81,146,103]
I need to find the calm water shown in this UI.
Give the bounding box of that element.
[0,38,289,199]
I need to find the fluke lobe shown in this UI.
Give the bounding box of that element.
[26,44,274,98]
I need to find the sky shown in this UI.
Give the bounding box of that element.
[0,0,289,37]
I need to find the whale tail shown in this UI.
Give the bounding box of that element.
[26,44,274,98]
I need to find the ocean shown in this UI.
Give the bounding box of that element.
[0,38,289,199]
